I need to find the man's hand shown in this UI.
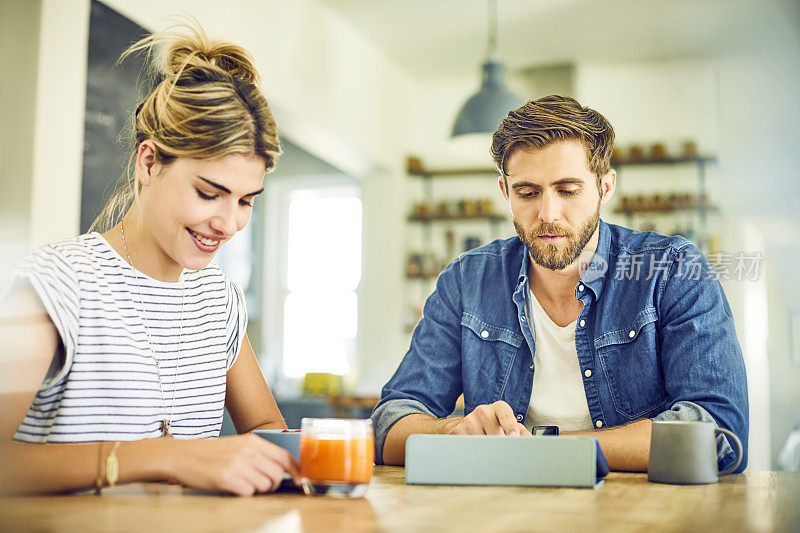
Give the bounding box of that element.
[445,401,530,436]
[382,401,530,465]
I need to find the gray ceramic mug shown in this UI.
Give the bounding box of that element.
[648,420,743,484]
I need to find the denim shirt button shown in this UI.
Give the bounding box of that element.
[579,319,586,327]
[529,364,534,371]
[584,369,592,378]
[595,420,603,428]
[578,284,584,291]
[516,414,524,422]
[480,330,489,338]
[628,330,636,338]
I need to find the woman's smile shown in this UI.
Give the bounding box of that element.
[187,227,222,253]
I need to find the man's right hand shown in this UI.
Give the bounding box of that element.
[444,401,530,436]
[381,401,531,465]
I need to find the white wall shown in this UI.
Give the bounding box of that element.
[29,0,89,248]
[0,0,41,280]
[0,0,88,275]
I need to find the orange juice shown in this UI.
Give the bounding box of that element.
[300,435,375,484]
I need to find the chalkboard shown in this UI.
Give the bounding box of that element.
[80,0,150,233]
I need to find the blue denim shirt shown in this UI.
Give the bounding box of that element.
[372,220,748,472]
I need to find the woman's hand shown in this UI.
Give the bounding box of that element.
[166,434,301,496]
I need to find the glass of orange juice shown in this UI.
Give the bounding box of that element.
[299,418,375,498]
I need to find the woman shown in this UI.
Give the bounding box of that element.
[0,24,299,496]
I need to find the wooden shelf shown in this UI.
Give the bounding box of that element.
[407,214,506,223]
[406,155,497,177]
[405,273,439,280]
[614,205,718,215]
[613,156,717,167]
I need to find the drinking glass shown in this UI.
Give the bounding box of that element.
[299,418,375,498]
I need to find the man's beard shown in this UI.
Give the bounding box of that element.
[514,205,600,271]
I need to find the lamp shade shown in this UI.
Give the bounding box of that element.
[451,60,522,137]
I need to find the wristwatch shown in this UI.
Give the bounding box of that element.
[531,425,559,436]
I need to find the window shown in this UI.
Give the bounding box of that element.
[282,191,362,377]
[263,174,362,383]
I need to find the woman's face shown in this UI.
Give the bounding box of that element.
[138,149,266,272]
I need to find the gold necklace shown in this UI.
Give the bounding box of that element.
[120,221,182,437]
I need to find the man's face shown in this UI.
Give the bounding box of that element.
[500,140,614,271]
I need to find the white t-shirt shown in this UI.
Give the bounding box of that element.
[525,285,593,432]
[3,233,247,442]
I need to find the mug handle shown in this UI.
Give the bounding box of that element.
[715,428,743,476]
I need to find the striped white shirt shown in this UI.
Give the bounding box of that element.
[5,233,247,442]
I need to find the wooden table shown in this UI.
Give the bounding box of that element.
[1,467,798,532]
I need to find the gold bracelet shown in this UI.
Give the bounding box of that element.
[94,442,104,495]
[106,441,121,488]
[94,441,121,494]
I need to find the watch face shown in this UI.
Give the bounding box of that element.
[532,425,559,436]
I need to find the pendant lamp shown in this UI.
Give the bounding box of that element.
[451,0,522,137]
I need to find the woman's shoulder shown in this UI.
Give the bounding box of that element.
[18,233,104,273]
[5,235,107,318]
[26,233,109,263]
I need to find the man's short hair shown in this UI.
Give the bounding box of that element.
[490,95,615,185]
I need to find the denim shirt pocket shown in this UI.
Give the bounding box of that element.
[460,312,523,413]
[594,306,668,419]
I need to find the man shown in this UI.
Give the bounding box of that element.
[372,95,748,472]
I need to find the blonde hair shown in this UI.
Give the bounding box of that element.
[90,23,281,232]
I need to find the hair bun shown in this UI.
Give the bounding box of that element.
[165,35,259,84]
[121,22,259,85]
